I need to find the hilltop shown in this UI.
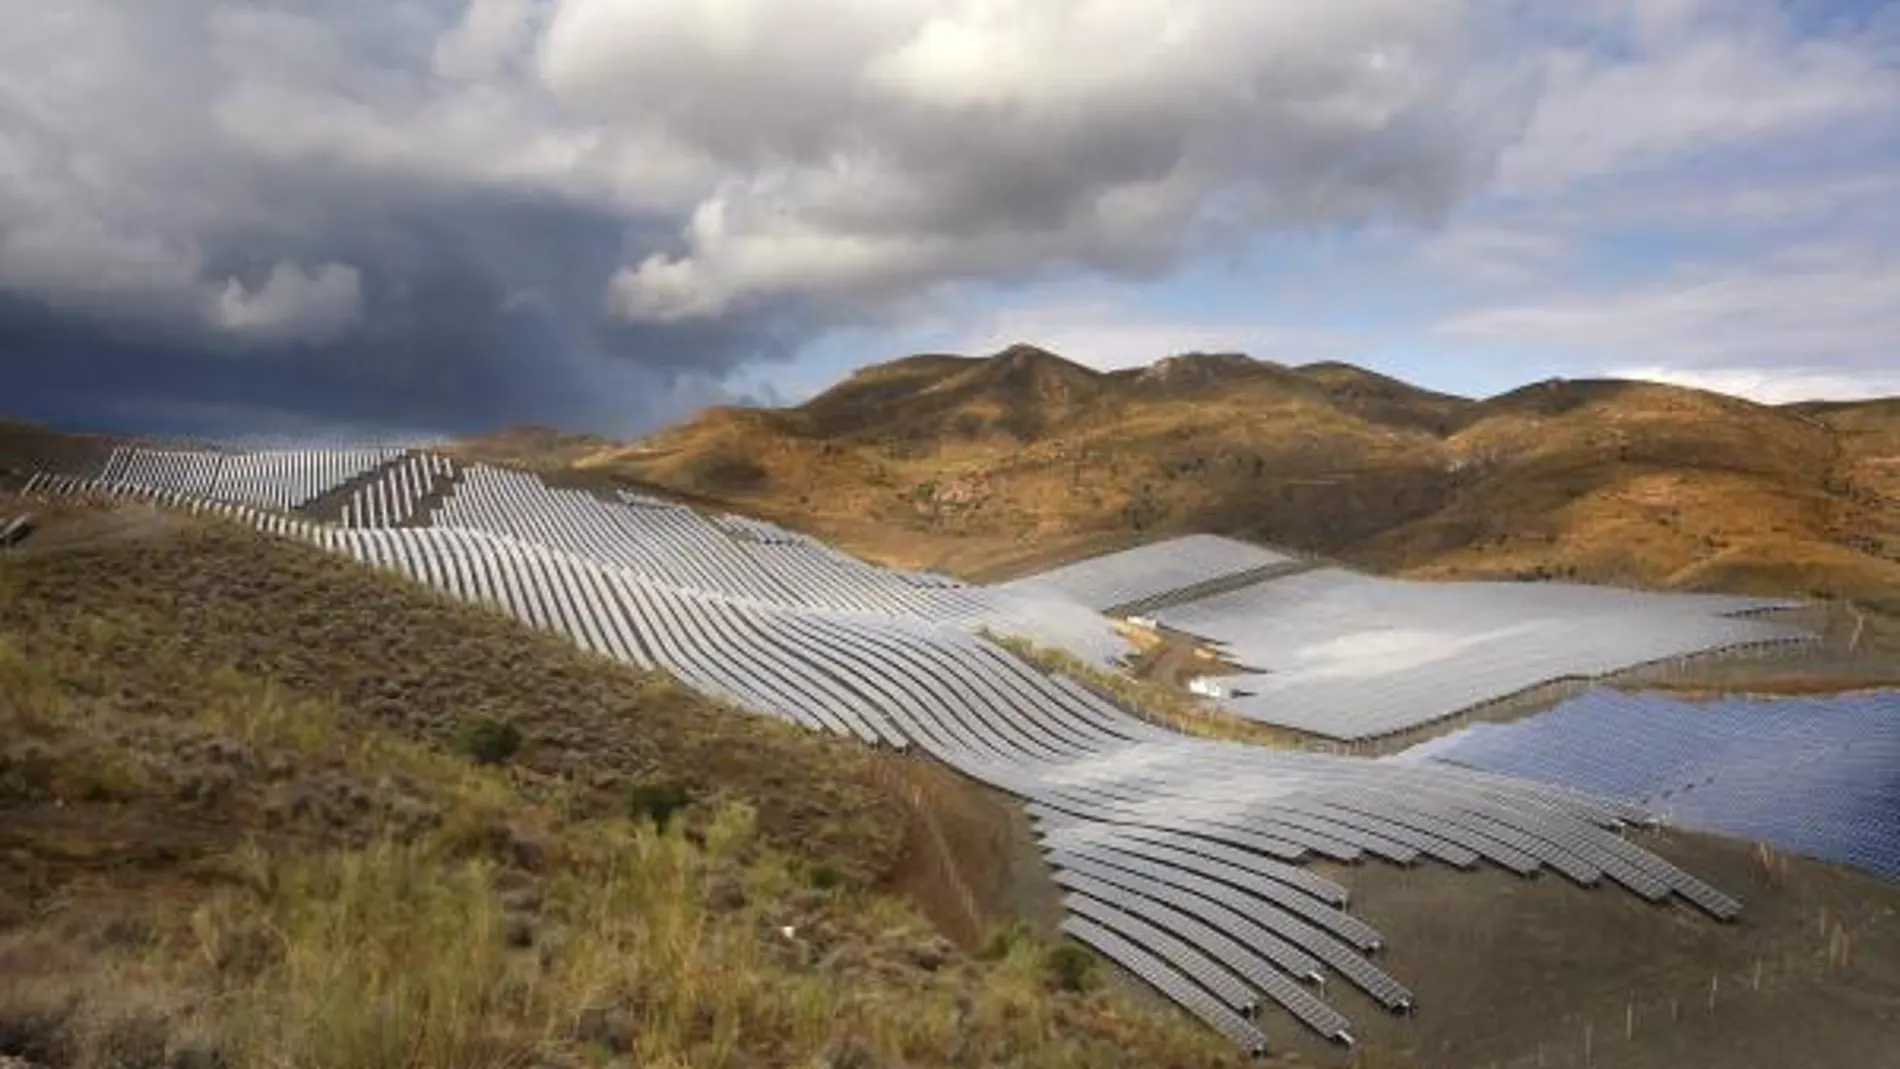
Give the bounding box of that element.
[483,346,1900,611]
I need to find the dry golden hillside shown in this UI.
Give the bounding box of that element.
[0,504,1246,1069]
[527,347,1900,609]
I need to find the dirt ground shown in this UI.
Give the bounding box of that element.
[876,757,1066,951]
[869,742,1900,1069]
[1281,828,1900,1069]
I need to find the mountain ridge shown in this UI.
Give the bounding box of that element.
[523,345,1900,609]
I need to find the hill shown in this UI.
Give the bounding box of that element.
[540,348,1900,610]
[0,501,1243,1069]
[9,440,1900,1067]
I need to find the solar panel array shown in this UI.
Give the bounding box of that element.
[338,452,458,528]
[94,444,404,512]
[21,454,1759,1054]
[1145,567,1811,740]
[999,535,1294,611]
[1396,688,1900,881]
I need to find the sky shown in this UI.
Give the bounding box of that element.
[1,0,1896,441]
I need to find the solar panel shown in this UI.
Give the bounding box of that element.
[1398,688,1900,881]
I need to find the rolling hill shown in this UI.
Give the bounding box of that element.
[0,499,1245,1069]
[514,346,1900,610]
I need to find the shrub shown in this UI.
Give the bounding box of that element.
[626,778,692,830]
[1043,943,1097,993]
[806,862,846,891]
[459,717,522,766]
[978,920,1030,962]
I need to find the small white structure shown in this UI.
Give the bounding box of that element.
[1187,676,1230,700]
[1127,614,1158,629]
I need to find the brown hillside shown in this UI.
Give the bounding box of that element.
[442,423,614,472]
[797,343,1112,444]
[546,352,1900,609]
[1291,360,1475,433]
[0,504,1246,1069]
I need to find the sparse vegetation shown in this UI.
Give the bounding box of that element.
[980,630,1302,747]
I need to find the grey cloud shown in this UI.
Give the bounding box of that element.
[0,0,1523,438]
[557,0,1520,320]
[208,262,365,346]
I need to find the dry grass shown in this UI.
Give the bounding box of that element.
[0,517,903,883]
[2,804,1248,1068]
[0,510,1251,1069]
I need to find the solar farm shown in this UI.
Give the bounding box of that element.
[14,444,1889,1057]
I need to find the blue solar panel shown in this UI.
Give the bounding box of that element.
[1397,689,1900,881]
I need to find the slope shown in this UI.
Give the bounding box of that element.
[0,502,1246,1069]
[576,344,1457,578]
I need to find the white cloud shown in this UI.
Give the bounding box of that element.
[1437,243,1900,390]
[0,0,1512,340]
[947,300,1355,371]
[207,261,365,346]
[433,0,540,81]
[1496,3,1900,195]
[1413,222,1571,286]
[538,0,1508,321]
[1605,365,1900,404]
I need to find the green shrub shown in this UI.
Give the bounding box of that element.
[806,862,845,891]
[978,920,1030,962]
[459,717,522,766]
[627,779,692,830]
[1043,943,1097,993]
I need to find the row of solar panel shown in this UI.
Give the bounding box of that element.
[80,445,405,512]
[338,452,457,528]
[1398,689,1900,881]
[435,465,1132,668]
[999,535,1294,612]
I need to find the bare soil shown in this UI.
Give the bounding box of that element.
[1281,829,1900,1069]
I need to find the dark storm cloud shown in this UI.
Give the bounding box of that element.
[0,0,1519,438]
[0,196,813,439]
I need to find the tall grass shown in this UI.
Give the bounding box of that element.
[198,842,524,1069]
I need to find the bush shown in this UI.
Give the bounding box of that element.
[459,717,522,766]
[1043,943,1097,993]
[978,920,1029,962]
[806,862,846,891]
[627,779,692,830]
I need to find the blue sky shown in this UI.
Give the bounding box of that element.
[1,1,1897,438]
